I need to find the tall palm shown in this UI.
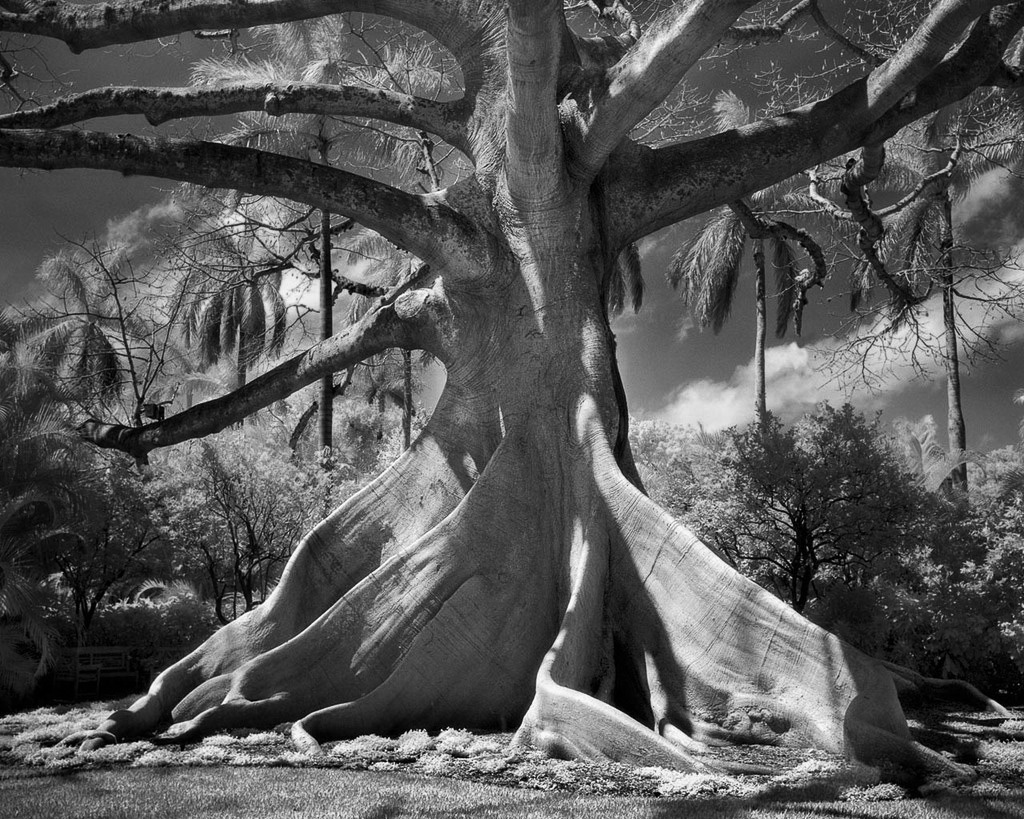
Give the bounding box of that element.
[189,24,450,450]
[343,231,424,449]
[668,92,803,428]
[849,100,1024,492]
[178,258,287,391]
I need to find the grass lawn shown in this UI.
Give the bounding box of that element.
[2,700,1023,818]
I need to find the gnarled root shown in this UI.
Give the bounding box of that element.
[74,395,1001,787]
[882,660,1013,717]
[78,390,495,749]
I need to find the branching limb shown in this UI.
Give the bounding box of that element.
[876,140,962,218]
[719,0,812,46]
[0,83,471,155]
[863,0,1003,123]
[614,5,1024,244]
[506,0,565,204]
[728,199,827,336]
[0,0,483,58]
[79,280,447,457]
[571,0,756,182]
[0,128,489,274]
[808,0,885,65]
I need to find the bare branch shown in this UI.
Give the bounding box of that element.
[807,0,884,66]
[506,0,565,203]
[0,83,471,154]
[79,280,443,457]
[0,0,484,59]
[863,0,1003,122]
[571,0,756,182]
[0,127,491,275]
[719,0,812,46]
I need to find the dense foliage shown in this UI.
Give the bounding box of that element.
[633,404,1024,703]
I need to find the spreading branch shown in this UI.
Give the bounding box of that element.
[0,0,482,58]
[719,0,812,45]
[862,0,1003,123]
[0,128,490,275]
[570,0,756,181]
[79,286,435,457]
[614,4,1024,245]
[0,83,471,155]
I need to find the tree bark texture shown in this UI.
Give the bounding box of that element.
[5,0,1020,780]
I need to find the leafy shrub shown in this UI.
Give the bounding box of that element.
[85,593,218,652]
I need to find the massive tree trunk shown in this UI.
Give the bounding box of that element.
[3,0,1021,783]
[72,194,971,779]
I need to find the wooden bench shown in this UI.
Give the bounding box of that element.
[52,647,140,701]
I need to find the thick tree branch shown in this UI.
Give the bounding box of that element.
[506,0,565,203]
[0,127,491,275]
[863,0,1002,122]
[728,199,827,336]
[0,83,471,155]
[79,288,437,457]
[570,0,756,182]
[612,5,1024,245]
[0,0,484,61]
[719,0,812,45]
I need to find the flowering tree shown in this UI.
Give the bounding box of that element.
[2,0,1022,778]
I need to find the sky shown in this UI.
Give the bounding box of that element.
[4,27,1024,454]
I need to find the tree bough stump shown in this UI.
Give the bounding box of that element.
[2,0,1019,782]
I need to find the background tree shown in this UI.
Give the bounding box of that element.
[717,404,929,613]
[51,458,165,641]
[157,424,350,623]
[2,0,1023,777]
[13,241,189,429]
[811,98,1024,493]
[668,90,814,427]
[0,337,90,703]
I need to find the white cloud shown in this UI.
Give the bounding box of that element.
[652,253,1024,431]
[653,342,887,430]
[103,200,185,252]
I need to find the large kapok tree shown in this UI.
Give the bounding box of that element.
[1,0,1020,779]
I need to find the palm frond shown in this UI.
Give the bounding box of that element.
[669,208,748,333]
[712,90,752,131]
[769,236,797,339]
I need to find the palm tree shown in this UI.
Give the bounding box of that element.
[178,260,287,391]
[846,101,1024,492]
[13,241,194,431]
[892,414,981,495]
[668,92,804,429]
[0,330,92,700]
[188,23,451,451]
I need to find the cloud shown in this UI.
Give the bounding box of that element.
[652,253,1024,431]
[103,200,185,252]
[653,342,887,430]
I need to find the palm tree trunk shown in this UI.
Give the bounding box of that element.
[752,237,768,429]
[319,209,334,458]
[939,192,967,493]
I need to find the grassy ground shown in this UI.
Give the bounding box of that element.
[1,699,1023,818]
